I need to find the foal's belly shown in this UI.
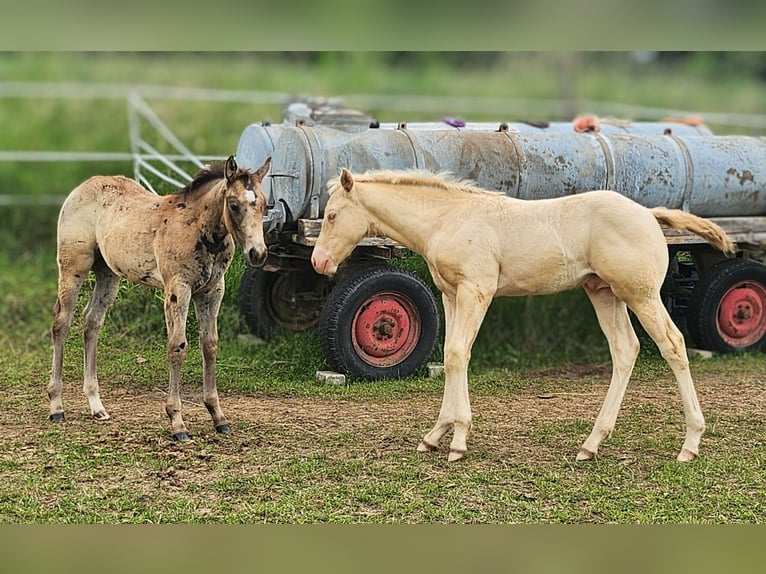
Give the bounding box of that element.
[495,258,593,297]
[102,250,163,289]
[96,223,164,288]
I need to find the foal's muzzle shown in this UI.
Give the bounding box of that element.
[246,246,268,267]
[311,247,337,276]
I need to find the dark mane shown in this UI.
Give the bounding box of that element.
[174,161,226,196]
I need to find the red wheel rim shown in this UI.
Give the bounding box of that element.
[351,291,421,367]
[716,281,766,347]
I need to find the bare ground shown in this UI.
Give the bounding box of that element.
[2,361,765,522]
[5,363,765,465]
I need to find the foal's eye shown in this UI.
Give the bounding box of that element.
[228,200,241,214]
[327,211,337,223]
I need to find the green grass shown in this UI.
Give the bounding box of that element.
[2,357,764,524]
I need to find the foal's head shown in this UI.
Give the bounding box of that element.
[221,156,271,267]
[311,168,370,275]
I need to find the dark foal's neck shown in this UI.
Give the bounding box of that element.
[183,178,231,255]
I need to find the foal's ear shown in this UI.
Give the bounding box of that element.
[255,156,271,180]
[224,156,238,183]
[340,168,354,192]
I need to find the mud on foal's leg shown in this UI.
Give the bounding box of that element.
[194,286,231,435]
[164,285,193,441]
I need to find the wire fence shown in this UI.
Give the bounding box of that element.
[3,80,766,205]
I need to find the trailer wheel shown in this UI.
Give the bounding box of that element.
[238,267,330,340]
[318,266,439,379]
[686,258,766,353]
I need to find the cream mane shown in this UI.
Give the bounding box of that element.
[327,169,499,196]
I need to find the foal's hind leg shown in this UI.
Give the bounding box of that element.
[577,284,640,460]
[81,256,121,420]
[193,282,230,434]
[48,256,92,421]
[630,296,705,461]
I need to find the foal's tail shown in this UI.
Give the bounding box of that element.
[651,207,737,255]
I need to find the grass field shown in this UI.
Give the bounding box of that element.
[1,52,765,524]
[2,332,764,523]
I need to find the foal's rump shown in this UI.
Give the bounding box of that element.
[61,174,152,209]
[546,191,672,297]
[57,175,162,283]
[58,175,155,238]
[561,190,735,298]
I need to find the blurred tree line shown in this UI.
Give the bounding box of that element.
[67,51,766,83]
[271,51,766,81]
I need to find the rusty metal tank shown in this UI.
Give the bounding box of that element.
[236,103,763,230]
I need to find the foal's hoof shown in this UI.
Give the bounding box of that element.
[417,440,437,453]
[49,412,65,423]
[677,448,697,462]
[172,431,192,442]
[215,423,231,435]
[576,448,596,461]
[92,411,111,422]
[447,449,466,462]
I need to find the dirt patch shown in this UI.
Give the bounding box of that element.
[3,361,765,523]
[7,364,764,463]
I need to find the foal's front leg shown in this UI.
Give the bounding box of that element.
[164,281,193,441]
[418,286,492,461]
[417,293,456,454]
[193,281,230,434]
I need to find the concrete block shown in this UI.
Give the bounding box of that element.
[315,370,346,385]
[687,348,714,359]
[427,363,445,377]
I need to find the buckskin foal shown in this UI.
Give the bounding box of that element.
[48,156,271,440]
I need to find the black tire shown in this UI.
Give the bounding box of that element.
[686,258,766,353]
[318,266,440,379]
[238,267,330,340]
